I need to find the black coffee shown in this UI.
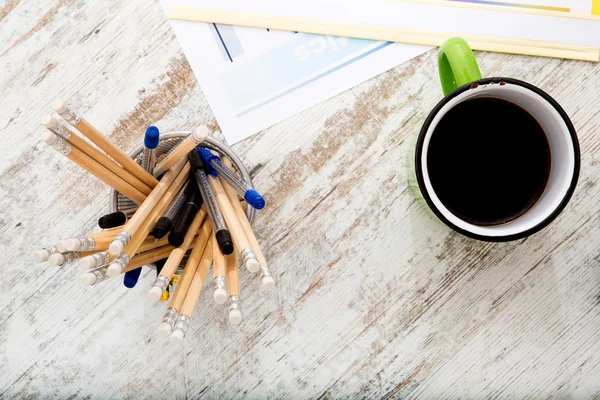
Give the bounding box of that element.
[427,97,551,226]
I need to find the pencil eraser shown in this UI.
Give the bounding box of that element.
[106,262,123,278]
[64,238,81,252]
[148,286,163,301]
[108,240,124,255]
[262,276,276,291]
[245,258,260,273]
[56,240,68,253]
[80,272,97,286]
[48,253,66,266]
[52,99,69,114]
[191,125,209,143]
[41,115,58,129]
[79,256,96,269]
[144,126,160,149]
[244,190,265,210]
[214,288,228,305]
[170,329,184,344]
[158,322,172,339]
[34,249,50,263]
[41,130,58,145]
[229,309,242,325]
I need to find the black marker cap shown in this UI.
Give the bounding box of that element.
[98,211,127,229]
[215,229,234,255]
[152,217,173,239]
[188,148,203,171]
[168,193,200,247]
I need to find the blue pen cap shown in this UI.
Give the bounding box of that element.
[144,126,160,149]
[197,147,219,176]
[123,267,142,288]
[244,189,266,210]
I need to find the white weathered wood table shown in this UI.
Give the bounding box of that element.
[1,0,599,398]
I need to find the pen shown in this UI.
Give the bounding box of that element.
[168,191,202,247]
[142,126,160,175]
[188,149,233,255]
[152,181,190,239]
[198,147,265,209]
[98,209,137,229]
[123,266,143,288]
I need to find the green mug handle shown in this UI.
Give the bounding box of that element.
[438,38,483,96]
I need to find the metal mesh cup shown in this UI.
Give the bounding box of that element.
[108,131,255,274]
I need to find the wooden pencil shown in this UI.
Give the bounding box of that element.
[148,210,209,301]
[220,159,274,290]
[153,126,209,177]
[208,175,259,272]
[170,240,213,342]
[108,159,189,255]
[167,5,600,62]
[123,244,178,273]
[212,233,227,304]
[106,163,191,276]
[158,232,212,338]
[42,115,152,195]
[53,100,159,188]
[226,251,242,325]
[43,131,147,205]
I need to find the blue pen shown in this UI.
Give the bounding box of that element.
[123,266,142,288]
[197,147,265,209]
[142,126,160,175]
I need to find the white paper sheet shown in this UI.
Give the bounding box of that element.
[162,0,599,143]
[160,1,431,143]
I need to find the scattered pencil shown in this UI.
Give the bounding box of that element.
[38,102,273,341]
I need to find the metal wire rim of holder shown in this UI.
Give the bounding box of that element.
[108,131,256,274]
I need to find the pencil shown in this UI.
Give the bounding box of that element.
[153,126,209,177]
[43,131,147,205]
[171,240,213,343]
[80,244,176,286]
[53,100,159,188]
[158,233,211,339]
[209,175,259,272]
[212,233,227,304]
[226,251,242,325]
[78,234,173,269]
[106,163,191,276]
[108,159,189,255]
[220,160,274,291]
[148,210,209,301]
[167,5,600,62]
[42,115,152,195]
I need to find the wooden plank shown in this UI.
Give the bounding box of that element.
[0,0,599,398]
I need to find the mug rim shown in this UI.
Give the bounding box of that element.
[414,77,581,242]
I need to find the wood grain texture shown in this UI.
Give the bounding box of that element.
[0,0,599,398]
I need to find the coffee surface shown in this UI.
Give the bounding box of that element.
[427,97,551,226]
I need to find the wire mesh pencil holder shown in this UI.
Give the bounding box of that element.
[108,131,255,273]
